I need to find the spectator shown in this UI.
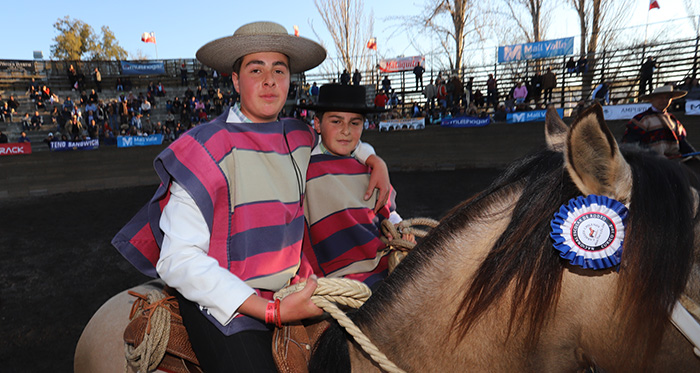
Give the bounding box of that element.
[374,91,388,109]
[340,69,351,85]
[67,64,78,90]
[437,79,448,108]
[639,56,657,97]
[473,89,484,107]
[592,80,611,105]
[180,64,188,86]
[21,113,31,132]
[352,69,362,86]
[157,82,166,97]
[43,132,54,149]
[450,75,463,107]
[18,131,30,143]
[310,82,320,103]
[0,130,7,143]
[622,85,691,159]
[115,78,124,91]
[513,81,528,105]
[88,89,99,105]
[413,61,425,90]
[576,55,588,75]
[542,67,557,105]
[530,72,542,105]
[30,111,43,131]
[486,74,498,108]
[93,67,102,92]
[565,57,576,75]
[423,79,437,110]
[7,95,19,120]
[212,70,220,89]
[141,100,152,116]
[197,67,208,88]
[381,75,391,93]
[388,89,399,108]
[465,77,474,106]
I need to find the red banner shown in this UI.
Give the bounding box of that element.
[0,142,32,156]
[378,56,425,73]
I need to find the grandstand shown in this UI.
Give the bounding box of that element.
[0,35,698,149]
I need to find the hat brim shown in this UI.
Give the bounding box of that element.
[640,90,687,101]
[196,34,326,74]
[297,103,388,114]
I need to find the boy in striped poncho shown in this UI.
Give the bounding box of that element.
[300,84,413,288]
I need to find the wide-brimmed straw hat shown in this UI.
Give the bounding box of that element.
[196,21,326,74]
[640,85,687,101]
[297,84,386,114]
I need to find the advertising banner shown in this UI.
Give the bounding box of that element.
[506,108,564,123]
[117,134,164,148]
[378,118,425,131]
[0,142,32,156]
[601,103,652,120]
[378,56,425,73]
[120,61,165,75]
[0,60,35,73]
[498,37,574,63]
[441,116,491,128]
[686,100,700,115]
[50,139,100,152]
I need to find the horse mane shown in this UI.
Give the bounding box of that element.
[451,146,698,357]
[310,146,698,370]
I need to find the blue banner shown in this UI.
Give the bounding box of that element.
[506,108,564,123]
[440,116,491,128]
[50,139,100,152]
[498,37,574,63]
[117,134,164,148]
[120,61,165,75]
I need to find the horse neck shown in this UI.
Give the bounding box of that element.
[349,188,521,370]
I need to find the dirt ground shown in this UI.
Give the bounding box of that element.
[0,168,503,372]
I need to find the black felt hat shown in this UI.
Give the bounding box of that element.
[298,84,386,114]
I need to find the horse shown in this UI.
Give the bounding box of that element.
[75,104,700,372]
[309,104,700,372]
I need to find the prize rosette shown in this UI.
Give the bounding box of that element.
[550,195,628,270]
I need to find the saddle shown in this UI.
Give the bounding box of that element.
[124,287,328,373]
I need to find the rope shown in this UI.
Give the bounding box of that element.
[124,289,176,373]
[275,277,406,373]
[381,217,439,272]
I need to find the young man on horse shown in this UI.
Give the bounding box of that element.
[299,84,413,287]
[112,21,391,372]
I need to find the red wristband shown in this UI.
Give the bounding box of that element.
[275,298,282,328]
[265,301,275,324]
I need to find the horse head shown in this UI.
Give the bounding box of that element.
[311,104,700,372]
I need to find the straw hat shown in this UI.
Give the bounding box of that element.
[196,21,326,74]
[640,85,687,101]
[297,84,386,114]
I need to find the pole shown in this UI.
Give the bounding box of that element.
[153,31,159,60]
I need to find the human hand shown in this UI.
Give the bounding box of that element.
[365,155,390,213]
[279,275,324,323]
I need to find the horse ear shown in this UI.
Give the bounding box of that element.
[545,105,567,152]
[565,103,633,202]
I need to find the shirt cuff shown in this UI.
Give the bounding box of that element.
[353,140,375,165]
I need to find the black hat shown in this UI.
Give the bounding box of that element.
[298,84,385,114]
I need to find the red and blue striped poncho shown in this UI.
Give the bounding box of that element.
[112,113,316,332]
[302,154,397,287]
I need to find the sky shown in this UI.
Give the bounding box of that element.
[2,0,697,71]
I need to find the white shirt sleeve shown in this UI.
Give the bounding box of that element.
[156,181,255,326]
[353,140,375,165]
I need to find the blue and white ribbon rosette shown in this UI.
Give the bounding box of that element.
[550,195,628,270]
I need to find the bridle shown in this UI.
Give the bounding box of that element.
[671,295,700,357]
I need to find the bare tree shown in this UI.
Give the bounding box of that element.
[312,0,375,75]
[408,0,486,73]
[501,0,553,43]
[568,0,633,98]
[683,0,700,37]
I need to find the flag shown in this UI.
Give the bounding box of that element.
[367,37,377,50]
[141,32,156,44]
[649,0,659,10]
[294,25,299,37]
